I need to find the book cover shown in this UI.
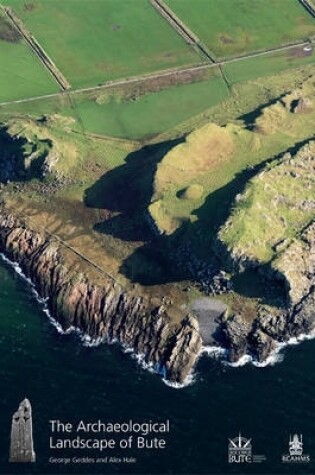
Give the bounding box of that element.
[0,1,314,474]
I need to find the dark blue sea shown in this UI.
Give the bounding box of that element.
[0,257,314,475]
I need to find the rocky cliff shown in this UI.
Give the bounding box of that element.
[0,209,202,384]
[222,285,315,363]
[216,142,315,363]
[220,216,315,364]
[2,203,314,375]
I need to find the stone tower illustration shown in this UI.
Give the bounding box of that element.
[9,398,36,463]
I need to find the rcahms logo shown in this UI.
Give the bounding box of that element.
[228,433,266,464]
[282,434,310,463]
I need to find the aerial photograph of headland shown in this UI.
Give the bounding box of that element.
[0,0,315,474]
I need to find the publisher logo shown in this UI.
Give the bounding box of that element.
[282,434,310,463]
[228,433,266,464]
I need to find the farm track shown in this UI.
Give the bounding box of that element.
[1,5,71,91]
[0,40,311,110]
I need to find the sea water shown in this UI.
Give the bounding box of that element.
[0,259,314,474]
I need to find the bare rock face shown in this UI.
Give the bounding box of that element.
[222,292,315,364]
[9,399,36,463]
[292,97,312,114]
[249,327,278,362]
[0,210,202,384]
[222,315,251,362]
[274,221,315,306]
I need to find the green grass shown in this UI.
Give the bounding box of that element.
[4,0,202,89]
[224,47,315,84]
[0,93,74,116]
[0,74,229,140]
[70,76,229,139]
[147,77,315,251]
[0,28,58,101]
[219,141,315,266]
[165,0,315,59]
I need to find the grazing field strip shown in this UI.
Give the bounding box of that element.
[4,0,201,88]
[150,0,215,63]
[65,91,87,138]
[299,0,315,18]
[71,130,141,148]
[0,63,215,107]
[218,64,233,93]
[1,5,70,91]
[220,41,312,66]
[0,40,311,109]
[217,39,314,63]
[149,0,234,91]
[165,0,315,60]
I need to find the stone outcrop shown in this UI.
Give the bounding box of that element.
[292,97,312,114]
[219,220,315,363]
[215,140,315,362]
[0,128,52,183]
[1,201,314,372]
[216,142,315,282]
[0,210,202,384]
[274,221,315,305]
[222,287,315,363]
[9,399,36,463]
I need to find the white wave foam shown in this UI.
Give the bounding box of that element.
[5,252,314,386]
[162,345,227,389]
[252,349,284,367]
[201,345,227,358]
[131,352,157,375]
[0,252,195,387]
[226,354,253,367]
[79,333,106,348]
[162,372,196,389]
[249,329,315,367]
[200,326,315,369]
[0,252,53,320]
[225,350,284,368]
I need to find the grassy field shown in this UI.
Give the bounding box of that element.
[70,75,229,139]
[1,61,314,142]
[148,75,315,255]
[2,63,315,315]
[3,1,315,320]
[165,0,315,59]
[3,0,202,89]
[0,74,230,140]
[0,13,58,101]
[224,46,315,84]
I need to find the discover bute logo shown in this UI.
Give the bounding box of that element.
[228,433,266,464]
[282,434,310,463]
